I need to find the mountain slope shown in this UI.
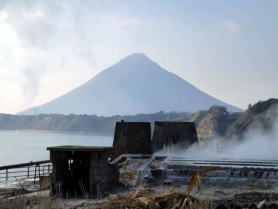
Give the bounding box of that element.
[225,98,278,139]
[20,53,241,115]
[189,106,241,140]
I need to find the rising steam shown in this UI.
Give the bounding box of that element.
[158,117,278,160]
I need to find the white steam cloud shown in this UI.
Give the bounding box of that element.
[159,117,278,160]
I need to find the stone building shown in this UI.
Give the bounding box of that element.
[112,121,152,159]
[47,146,118,198]
[152,121,198,152]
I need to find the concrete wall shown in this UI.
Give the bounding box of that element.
[112,121,152,159]
[152,121,198,152]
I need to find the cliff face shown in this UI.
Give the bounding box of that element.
[225,99,278,139]
[189,99,278,141]
[189,106,240,140]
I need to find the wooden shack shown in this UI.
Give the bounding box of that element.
[112,121,152,159]
[152,122,198,152]
[47,146,118,198]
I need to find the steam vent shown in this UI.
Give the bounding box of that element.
[112,121,152,159]
[152,121,198,152]
[47,146,118,198]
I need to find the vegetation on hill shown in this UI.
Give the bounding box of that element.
[0,99,277,140]
[189,106,240,140]
[0,111,191,135]
[225,98,278,139]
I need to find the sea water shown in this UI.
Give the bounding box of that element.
[0,131,113,166]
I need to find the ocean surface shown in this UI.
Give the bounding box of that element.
[0,131,113,166]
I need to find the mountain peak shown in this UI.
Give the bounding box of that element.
[125,53,148,59]
[119,53,153,64]
[20,53,241,115]
[112,53,159,72]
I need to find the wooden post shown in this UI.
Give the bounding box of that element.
[34,165,37,185]
[38,165,41,178]
[5,169,8,181]
[27,166,30,178]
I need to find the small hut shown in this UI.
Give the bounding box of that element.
[152,122,198,152]
[47,146,118,198]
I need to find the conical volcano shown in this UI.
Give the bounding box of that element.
[20,53,241,115]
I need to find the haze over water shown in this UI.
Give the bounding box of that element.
[0,131,113,166]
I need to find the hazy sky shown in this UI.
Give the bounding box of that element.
[0,0,277,114]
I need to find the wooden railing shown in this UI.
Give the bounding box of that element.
[0,160,52,183]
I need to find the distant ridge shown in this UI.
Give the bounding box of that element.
[20,53,241,115]
[225,98,278,139]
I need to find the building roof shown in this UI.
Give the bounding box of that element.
[47,145,113,152]
[116,121,151,125]
[154,121,195,125]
